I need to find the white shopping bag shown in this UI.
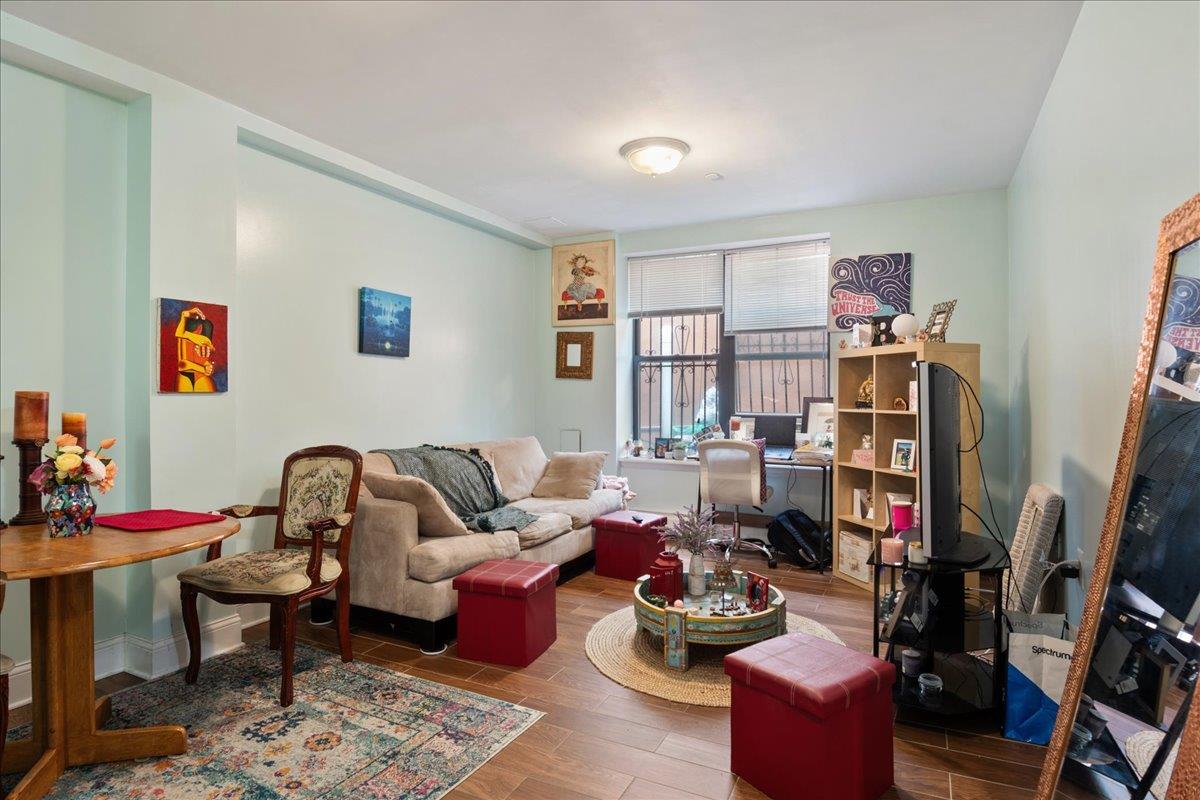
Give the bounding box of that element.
[1005,631,1075,744]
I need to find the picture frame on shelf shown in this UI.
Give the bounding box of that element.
[804,400,835,451]
[890,438,917,472]
[924,300,957,342]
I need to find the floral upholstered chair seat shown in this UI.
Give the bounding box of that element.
[178,446,364,707]
[178,547,344,595]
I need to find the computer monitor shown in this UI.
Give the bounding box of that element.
[917,361,988,565]
[750,414,798,448]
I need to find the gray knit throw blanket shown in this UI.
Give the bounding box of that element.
[370,445,536,533]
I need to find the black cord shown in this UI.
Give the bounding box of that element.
[925,361,1021,610]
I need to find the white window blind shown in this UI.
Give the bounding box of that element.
[627,250,724,317]
[723,239,830,332]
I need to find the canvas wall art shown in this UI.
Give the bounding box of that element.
[359,287,412,357]
[158,298,228,393]
[552,239,614,326]
[828,253,912,331]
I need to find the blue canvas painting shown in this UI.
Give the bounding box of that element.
[359,287,411,357]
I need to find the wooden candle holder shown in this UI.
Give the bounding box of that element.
[10,438,49,526]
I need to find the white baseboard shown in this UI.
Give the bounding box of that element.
[6,634,126,710]
[124,613,245,680]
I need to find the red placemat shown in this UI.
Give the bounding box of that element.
[94,509,226,532]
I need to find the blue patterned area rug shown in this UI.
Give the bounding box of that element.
[2,643,541,799]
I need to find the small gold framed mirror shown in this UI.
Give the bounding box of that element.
[1036,194,1200,800]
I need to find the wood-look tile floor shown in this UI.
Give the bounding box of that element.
[7,556,1066,799]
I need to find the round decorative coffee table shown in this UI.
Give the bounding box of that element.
[633,570,787,671]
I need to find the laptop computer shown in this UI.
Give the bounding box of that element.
[752,414,798,460]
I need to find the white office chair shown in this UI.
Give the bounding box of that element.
[698,439,777,567]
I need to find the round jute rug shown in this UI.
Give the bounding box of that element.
[584,607,844,707]
[1126,729,1178,800]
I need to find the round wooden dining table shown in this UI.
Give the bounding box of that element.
[0,518,240,800]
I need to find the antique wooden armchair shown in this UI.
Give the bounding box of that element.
[178,445,363,706]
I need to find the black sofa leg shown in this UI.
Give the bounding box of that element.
[309,596,335,626]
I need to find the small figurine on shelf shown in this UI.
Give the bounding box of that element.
[855,374,874,408]
[851,434,874,467]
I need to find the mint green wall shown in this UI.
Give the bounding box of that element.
[0,62,132,661]
[1007,0,1200,618]
[545,191,1013,528]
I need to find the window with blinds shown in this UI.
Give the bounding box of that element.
[723,239,831,332]
[627,250,724,317]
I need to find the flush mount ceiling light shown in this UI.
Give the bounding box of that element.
[619,137,690,176]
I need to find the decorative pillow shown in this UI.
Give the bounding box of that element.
[750,438,768,504]
[531,451,608,499]
[361,472,470,537]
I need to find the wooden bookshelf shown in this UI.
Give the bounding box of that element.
[832,341,981,590]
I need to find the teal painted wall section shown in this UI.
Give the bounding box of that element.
[0,62,131,660]
[1007,0,1200,619]
[548,191,1013,529]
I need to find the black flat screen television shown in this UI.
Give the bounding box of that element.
[918,361,988,565]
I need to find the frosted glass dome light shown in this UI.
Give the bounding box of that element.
[620,138,691,176]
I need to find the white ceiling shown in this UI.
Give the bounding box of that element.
[2,1,1081,238]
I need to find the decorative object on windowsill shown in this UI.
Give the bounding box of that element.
[158,298,229,391]
[855,374,875,408]
[893,312,921,343]
[553,239,615,326]
[923,299,957,342]
[746,571,770,612]
[851,323,874,348]
[890,438,916,472]
[871,312,899,345]
[828,253,913,331]
[649,550,684,604]
[659,505,719,596]
[893,396,908,411]
[29,434,118,537]
[11,390,51,526]
[653,437,672,459]
[672,440,688,460]
[555,330,595,379]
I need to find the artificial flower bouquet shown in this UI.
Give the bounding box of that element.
[30,434,118,537]
[29,434,118,494]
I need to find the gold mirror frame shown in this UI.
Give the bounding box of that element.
[1035,193,1200,800]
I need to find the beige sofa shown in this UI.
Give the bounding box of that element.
[346,436,623,651]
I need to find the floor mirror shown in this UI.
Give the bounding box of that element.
[1036,195,1200,800]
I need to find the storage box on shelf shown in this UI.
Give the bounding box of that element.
[832,341,981,589]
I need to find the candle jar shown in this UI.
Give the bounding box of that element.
[881,537,906,564]
[45,482,96,537]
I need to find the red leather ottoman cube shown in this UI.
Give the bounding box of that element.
[453,559,558,667]
[724,632,895,800]
[593,510,668,580]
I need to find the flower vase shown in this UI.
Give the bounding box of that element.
[687,551,706,596]
[45,482,96,537]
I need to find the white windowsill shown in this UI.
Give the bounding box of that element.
[619,456,832,471]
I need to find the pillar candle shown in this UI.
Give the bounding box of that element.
[62,412,87,448]
[14,391,49,440]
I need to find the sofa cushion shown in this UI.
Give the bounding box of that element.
[362,472,469,537]
[362,451,397,476]
[408,531,520,583]
[516,512,573,549]
[532,451,607,500]
[465,436,547,502]
[509,489,624,529]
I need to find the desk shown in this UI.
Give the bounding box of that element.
[620,455,833,571]
[0,518,241,800]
